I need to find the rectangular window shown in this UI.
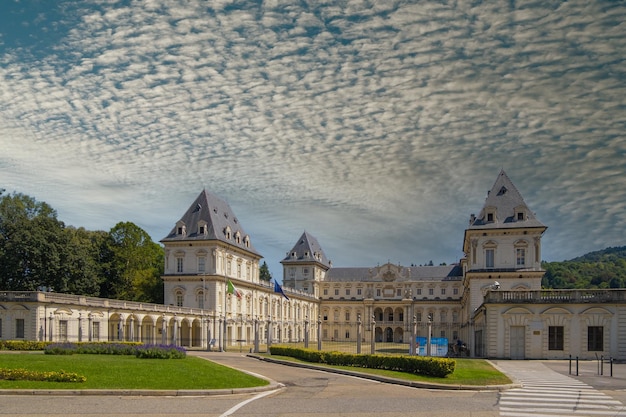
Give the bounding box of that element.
[486,249,495,268]
[516,248,526,266]
[428,288,434,296]
[588,326,603,351]
[92,322,100,341]
[346,289,350,296]
[198,292,205,309]
[345,311,350,321]
[416,288,422,295]
[323,289,328,295]
[376,289,381,297]
[357,288,362,295]
[549,326,564,350]
[334,289,339,296]
[333,329,339,340]
[333,311,339,321]
[323,329,328,338]
[396,288,402,296]
[453,288,459,295]
[323,315,328,321]
[176,293,184,307]
[59,320,68,342]
[345,331,350,339]
[176,258,184,273]
[198,257,206,273]
[15,318,25,339]
[441,288,446,295]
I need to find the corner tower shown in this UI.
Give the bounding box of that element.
[461,170,547,315]
[281,231,331,298]
[160,190,261,309]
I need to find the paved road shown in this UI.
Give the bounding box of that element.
[0,352,499,417]
[3,353,625,417]
[494,360,626,417]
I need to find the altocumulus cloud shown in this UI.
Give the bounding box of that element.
[0,0,625,275]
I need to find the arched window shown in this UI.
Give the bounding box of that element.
[175,290,184,307]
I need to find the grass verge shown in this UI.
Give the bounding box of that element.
[266,355,511,386]
[0,353,268,390]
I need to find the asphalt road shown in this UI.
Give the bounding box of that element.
[0,351,501,417]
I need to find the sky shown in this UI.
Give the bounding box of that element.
[1,0,625,280]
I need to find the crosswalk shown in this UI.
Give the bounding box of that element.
[497,361,626,417]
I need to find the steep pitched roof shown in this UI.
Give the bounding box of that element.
[281,231,331,268]
[469,170,545,230]
[161,189,260,255]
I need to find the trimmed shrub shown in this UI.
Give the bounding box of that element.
[0,368,86,383]
[0,340,50,351]
[269,345,455,378]
[42,342,185,359]
[135,344,186,359]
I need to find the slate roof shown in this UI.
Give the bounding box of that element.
[281,231,331,268]
[161,189,260,256]
[325,264,463,282]
[468,170,546,230]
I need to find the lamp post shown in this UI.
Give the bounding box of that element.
[370,315,376,354]
[427,313,433,356]
[304,315,310,349]
[411,315,417,355]
[317,315,322,351]
[356,314,362,354]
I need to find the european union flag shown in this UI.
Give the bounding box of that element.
[274,280,289,300]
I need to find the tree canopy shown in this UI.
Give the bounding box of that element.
[259,261,272,282]
[0,191,163,303]
[542,246,626,289]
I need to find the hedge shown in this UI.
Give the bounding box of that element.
[43,342,186,359]
[269,345,455,378]
[0,368,86,383]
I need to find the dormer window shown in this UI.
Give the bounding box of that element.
[235,231,241,244]
[176,223,186,236]
[224,226,231,240]
[243,235,250,248]
[487,213,494,222]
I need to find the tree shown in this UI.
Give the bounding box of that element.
[259,261,272,282]
[101,222,163,303]
[0,192,66,291]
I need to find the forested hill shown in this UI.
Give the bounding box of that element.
[542,246,626,289]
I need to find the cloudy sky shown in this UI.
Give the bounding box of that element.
[1,0,624,279]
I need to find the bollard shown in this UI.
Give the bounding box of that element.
[569,355,572,375]
[576,356,579,376]
[610,357,613,377]
[601,355,604,376]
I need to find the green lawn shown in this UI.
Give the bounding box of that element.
[0,353,268,390]
[267,355,511,386]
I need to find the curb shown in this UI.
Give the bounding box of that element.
[248,354,521,391]
[0,383,283,397]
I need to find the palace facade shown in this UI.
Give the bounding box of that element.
[2,170,625,360]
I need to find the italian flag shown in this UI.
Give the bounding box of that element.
[227,279,242,298]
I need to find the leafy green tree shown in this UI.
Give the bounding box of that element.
[57,227,108,296]
[101,222,163,303]
[0,192,66,291]
[259,261,272,282]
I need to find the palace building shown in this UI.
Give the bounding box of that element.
[1,170,625,360]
